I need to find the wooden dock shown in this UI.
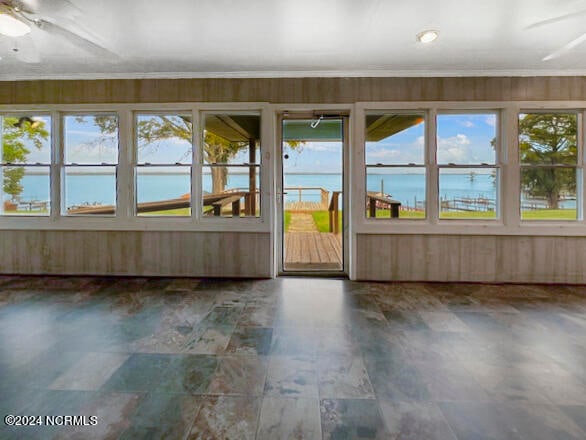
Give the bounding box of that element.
[284,187,330,212]
[284,232,342,270]
[285,201,326,211]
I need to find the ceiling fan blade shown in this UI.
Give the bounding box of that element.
[19,0,81,17]
[526,9,586,30]
[34,18,118,59]
[542,32,586,61]
[12,33,41,63]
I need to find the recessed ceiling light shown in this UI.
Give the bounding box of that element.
[0,14,31,37]
[417,30,439,44]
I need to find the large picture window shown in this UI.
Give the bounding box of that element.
[63,115,118,216]
[365,113,426,219]
[0,114,51,216]
[135,113,192,217]
[437,113,499,219]
[519,112,579,221]
[202,113,261,218]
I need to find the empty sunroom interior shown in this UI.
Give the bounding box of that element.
[3,2,586,439]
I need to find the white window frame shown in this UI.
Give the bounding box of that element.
[0,111,52,218]
[364,110,427,220]
[0,101,585,237]
[61,112,120,217]
[0,102,271,232]
[436,110,501,221]
[518,109,583,223]
[200,109,263,222]
[133,111,194,218]
[354,101,586,236]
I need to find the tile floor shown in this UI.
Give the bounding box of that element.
[0,276,585,439]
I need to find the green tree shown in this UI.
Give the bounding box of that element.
[93,115,304,195]
[2,117,49,202]
[519,113,577,209]
[94,115,248,194]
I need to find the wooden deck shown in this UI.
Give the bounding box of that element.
[285,201,327,211]
[284,232,342,270]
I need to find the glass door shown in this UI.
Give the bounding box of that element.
[280,115,345,272]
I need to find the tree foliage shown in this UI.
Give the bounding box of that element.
[519,113,577,209]
[91,115,302,196]
[93,114,252,193]
[1,117,49,201]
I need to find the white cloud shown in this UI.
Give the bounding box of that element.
[65,129,104,137]
[368,149,401,160]
[68,141,118,163]
[301,142,341,152]
[485,115,497,127]
[461,120,475,128]
[437,134,471,163]
[367,135,425,164]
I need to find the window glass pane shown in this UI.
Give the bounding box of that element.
[203,165,260,217]
[521,167,577,220]
[64,115,118,164]
[365,114,425,165]
[519,113,577,165]
[366,167,425,218]
[136,114,192,164]
[1,115,51,164]
[1,166,49,216]
[203,114,260,165]
[64,166,116,215]
[437,114,497,165]
[439,168,497,219]
[136,167,191,217]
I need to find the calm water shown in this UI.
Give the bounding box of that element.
[10,173,573,209]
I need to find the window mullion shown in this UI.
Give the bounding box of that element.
[51,111,61,219]
[427,108,439,224]
[192,107,201,222]
[576,111,586,223]
[118,109,133,220]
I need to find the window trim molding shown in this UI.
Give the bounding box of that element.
[353,100,586,235]
[0,102,271,232]
[0,100,585,235]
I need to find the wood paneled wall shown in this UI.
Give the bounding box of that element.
[1,76,586,104]
[355,234,586,283]
[2,76,586,280]
[0,230,271,277]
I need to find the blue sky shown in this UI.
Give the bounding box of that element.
[365,113,497,168]
[283,140,343,173]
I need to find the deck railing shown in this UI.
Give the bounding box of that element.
[285,186,330,207]
[284,187,330,210]
[328,191,342,233]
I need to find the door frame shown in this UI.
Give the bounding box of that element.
[275,108,351,276]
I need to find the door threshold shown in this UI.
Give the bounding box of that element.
[279,271,348,278]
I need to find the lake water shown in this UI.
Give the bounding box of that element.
[10,172,574,209]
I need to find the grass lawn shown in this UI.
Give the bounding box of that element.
[522,209,577,220]
[311,210,343,233]
[4,206,578,222]
[2,211,48,216]
[440,211,496,219]
[372,208,577,220]
[371,209,426,219]
[139,208,192,216]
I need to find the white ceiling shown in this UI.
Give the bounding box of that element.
[1,0,586,80]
